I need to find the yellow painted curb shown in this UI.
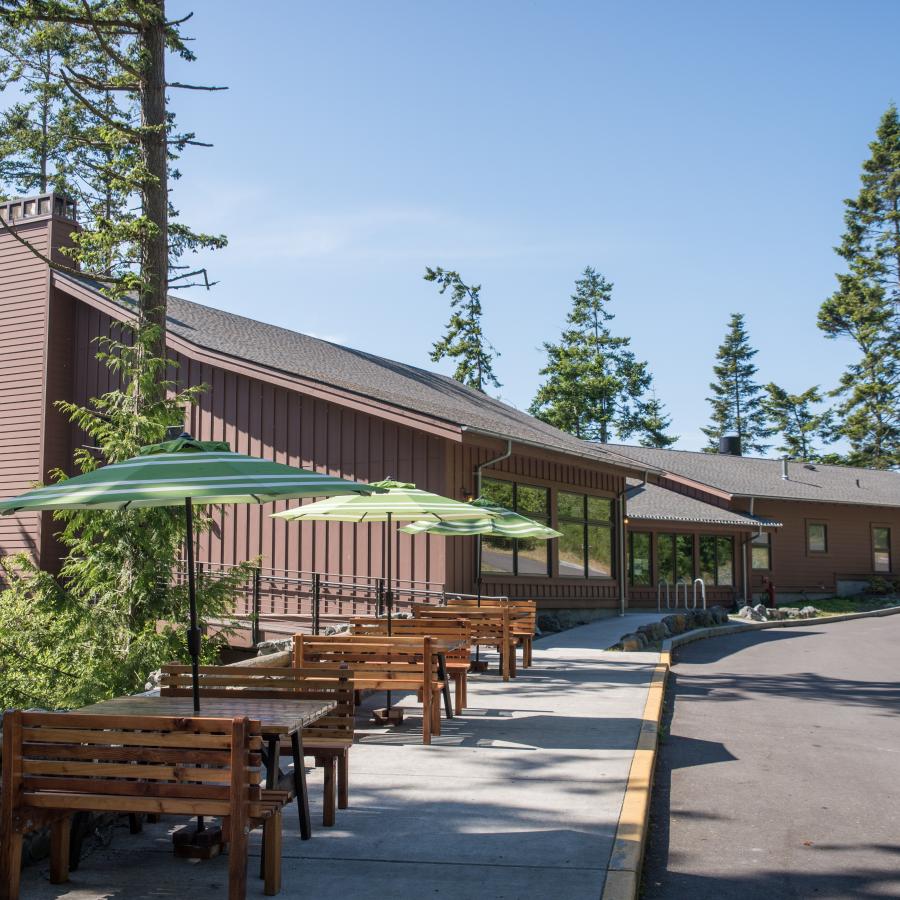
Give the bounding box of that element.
[601,661,668,900]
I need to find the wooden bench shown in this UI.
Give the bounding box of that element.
[349,617,471,713]
[293,635,444,744]
[444,599,537,667]
[412,604,517,681]
[1,710,285,900]
[160,664,353,827]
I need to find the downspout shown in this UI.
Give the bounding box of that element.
[741,496,754,604]
[474,439,513,497]
[473,439,513,602]
[618,484,627,616]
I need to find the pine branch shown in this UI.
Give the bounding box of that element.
[60,68,139,135]
[166,81,227,91]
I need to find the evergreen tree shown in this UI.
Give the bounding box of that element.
[763,384,834,460]
[0,19,74,194]
[702,313,771,455]
[530,267,652,442]
[818,104,900,469]
[0,0,226,395]
[425,266,501,392]
[634,390,678,448]
[0,329,255,709]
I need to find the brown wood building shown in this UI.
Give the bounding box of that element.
[3,193,898,625]
[607,445,900,602]
[0,194,648,623]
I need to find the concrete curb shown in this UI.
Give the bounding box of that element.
[601,661,668,900]
[662,603,900,655]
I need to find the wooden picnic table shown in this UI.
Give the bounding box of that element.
[77,694,334,842]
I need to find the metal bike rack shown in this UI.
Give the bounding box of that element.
[656,579,672,612]
[692,578,707,610]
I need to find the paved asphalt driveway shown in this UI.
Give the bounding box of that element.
[643,615,900,899]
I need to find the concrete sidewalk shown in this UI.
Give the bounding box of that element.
[19,614,665,900]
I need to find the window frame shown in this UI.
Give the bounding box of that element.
[480,477,551,578]
[699,534,735,587]
[751,531,772,571]
[628,531,653,587]
[805,520,829,555]
[656,532,695,585]
[556,490,616,580]
[872,525,892,574]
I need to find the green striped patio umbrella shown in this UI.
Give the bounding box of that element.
[273,479,495,629]
[0,434,375,712]
[399,497,562,539]
[400,498,561,661]
[273,480,494,712]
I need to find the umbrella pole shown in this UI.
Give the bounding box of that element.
[185,498,202,716]
[475,533,482,662]
[182,498,209,842]
[386,511,393,710]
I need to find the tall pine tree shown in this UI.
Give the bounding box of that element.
[763,384,834,460]
[0,19,74,194]
[530,267,655,443]
[702,313,771,455]
[0,0,227,397]
[425,266,501,393]
[818,104,900,469]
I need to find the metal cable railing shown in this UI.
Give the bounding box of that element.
[172,561,507,642]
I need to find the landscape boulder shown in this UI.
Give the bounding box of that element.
[619,632,648,651]
[662,613,687,634]
[709,605,729,625]
[737,605,766,621]
[799,605,819,619]
[537,613,562,634]
[637,621,669,642]
[257,638,292,655]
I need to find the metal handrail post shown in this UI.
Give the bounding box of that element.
[251,566,261,646]
[312,572,322,635]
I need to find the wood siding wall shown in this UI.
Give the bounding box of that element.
[65,301,450,590]
[446,441,626,609]
[738,498,900,593]
[0,218,50,561]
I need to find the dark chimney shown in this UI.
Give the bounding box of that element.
[718,435,742,456]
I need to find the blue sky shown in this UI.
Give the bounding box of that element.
[162,1,899,452]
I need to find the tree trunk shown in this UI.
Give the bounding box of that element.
[138,0,169,390]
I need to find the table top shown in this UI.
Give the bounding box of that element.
[77,694,333,737]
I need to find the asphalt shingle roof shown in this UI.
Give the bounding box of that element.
[604,444,900,508]
[625,479,781,527]
[62,274,641,471]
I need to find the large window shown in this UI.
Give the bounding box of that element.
[629,532,652,586]
[807,522,828,554]
[873,527,892,573]
[751,532,771,570]
[658,533,694,585]
[699,536,734,587]
[480,478,550,576]
[557,492,615,578]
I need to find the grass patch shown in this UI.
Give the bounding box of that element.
[781,596,900,616]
